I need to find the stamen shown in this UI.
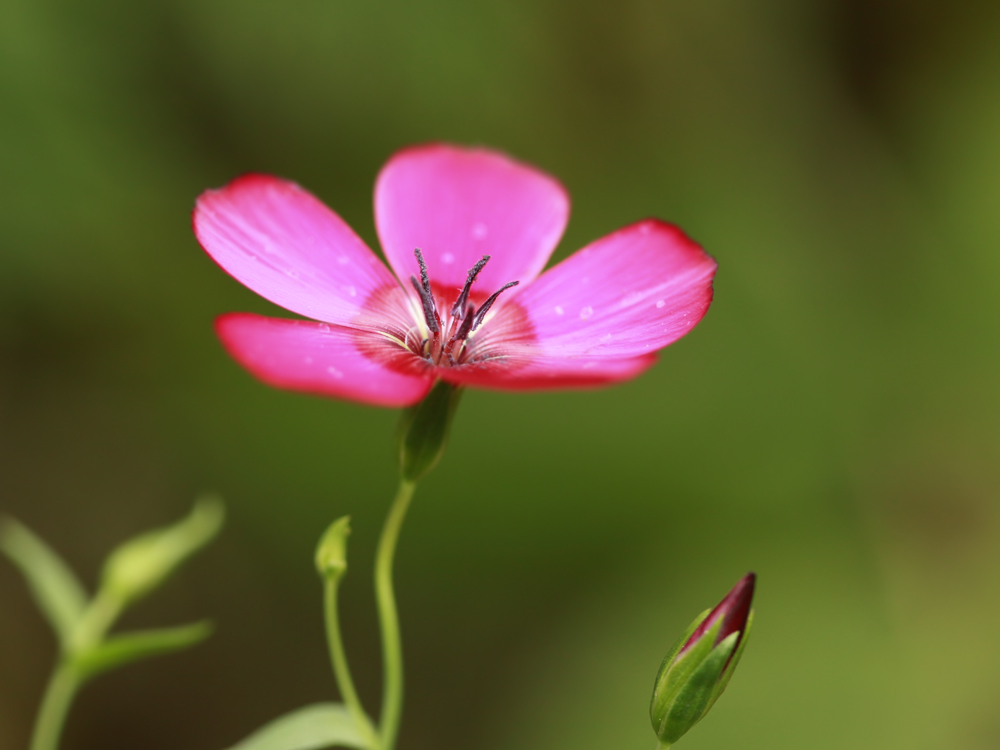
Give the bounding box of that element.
[409,275,440,333]
[451,303,476,342]
[451,255,490,317]
[472,281,519,331]
[413,248,433,296]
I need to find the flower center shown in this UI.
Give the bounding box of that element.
[405,248,519,367]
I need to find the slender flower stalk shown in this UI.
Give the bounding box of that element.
[373,478,416,750]
[316,517,379,749]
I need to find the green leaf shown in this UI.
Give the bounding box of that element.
[72,621,213,679]
[223,703,371,750]
[0,517,88,646]
[101,495,224,606]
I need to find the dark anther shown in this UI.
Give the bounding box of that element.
[413,248,433,296]
[410,275,440,333]
[452,303,476,343]
[472,281,519,331]
[451,255,491,318]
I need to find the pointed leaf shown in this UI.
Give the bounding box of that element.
[223,703,370,750]
[73,621,213,679]
[0,517,88,645]
[101,496,224,606]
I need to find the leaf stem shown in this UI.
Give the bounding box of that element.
[70,589,121,651]
[29,662,79,750]
[29,588,124,750]
[374,478,416,750]
[323,577,379,749]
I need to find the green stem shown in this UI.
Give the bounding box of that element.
[29,589,123,750]
[70,589,121,652]
[29,661,80,750]
[323,577,379,749]
[374,478,416,750]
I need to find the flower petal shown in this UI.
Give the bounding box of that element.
[440,353,657,390]
[507,219,716,360]
[216,313,433,407]
[195,175,397,327]
[374,144,569,300]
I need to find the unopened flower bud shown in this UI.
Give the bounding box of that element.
[315,516,350,581]
[650,573,755,747]
[396,380,462,481]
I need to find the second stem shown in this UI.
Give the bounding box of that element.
[374,478,416,750]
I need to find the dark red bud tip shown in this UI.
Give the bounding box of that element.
[682,572,756,655]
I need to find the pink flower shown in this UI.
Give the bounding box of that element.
[194,144,717,407]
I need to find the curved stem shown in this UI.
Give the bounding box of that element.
[374,478,416,750]
[323,578,379,749]
[29,661,79,750]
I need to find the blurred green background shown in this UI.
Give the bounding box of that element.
[3,1,1000,748]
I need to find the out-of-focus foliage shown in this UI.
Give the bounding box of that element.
[2,1,999,749]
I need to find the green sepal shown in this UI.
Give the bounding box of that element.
[396,380,462,481]
[650,608,709,719]
[71,621,213,679]
[101,496,224,606]
[704,610,753,714]
[223,702,371,750]
[651,613,721,734]
[657,631,739,744]
[315,517,350,581]
[0,517,88,647]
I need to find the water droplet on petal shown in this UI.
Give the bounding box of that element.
[347,285,357,297]
[442,252,455,264]
[327,366,343,379]
[656,299,665,308]
[580,306,593,320]
[472,222,488,240]
[554,305,564,316]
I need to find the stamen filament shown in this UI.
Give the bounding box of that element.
[409,275,440,334]
[472,281,519,330]
[451,255,490,317]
